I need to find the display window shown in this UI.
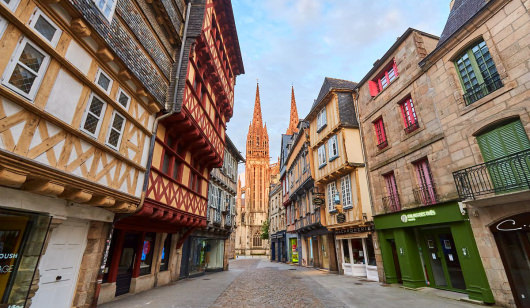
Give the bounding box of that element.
[139,233,155,276]
[0,209,50,307]
[190,238,207,275]
[159,234,171,272]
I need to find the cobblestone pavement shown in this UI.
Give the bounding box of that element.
[100,258,492,308]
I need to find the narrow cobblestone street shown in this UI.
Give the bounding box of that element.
[99,258,488,308]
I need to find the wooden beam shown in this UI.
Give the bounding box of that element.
[71,18,91,37]
[147,102,161,113]
[0,168,27,188]
[89,196,116,207]
[59,188,92,203]
[96,48,114,62]
[24,179,65,196]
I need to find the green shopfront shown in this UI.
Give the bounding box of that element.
[374,202,494,304]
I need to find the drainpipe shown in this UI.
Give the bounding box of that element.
[90,2,193,307]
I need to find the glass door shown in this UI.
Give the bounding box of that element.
[116,233,139,296]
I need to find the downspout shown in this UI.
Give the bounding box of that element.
[91,3,193,307]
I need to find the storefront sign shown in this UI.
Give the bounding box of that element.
[334,225,374,234]
[495,219,530,231]
[400,210,436,223]
[337,213,346,224]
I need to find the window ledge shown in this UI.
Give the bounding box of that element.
[375,143,391,156]
[317,123,327,133]
[329,210,338,214]
[329,156,339,162]
[343,205,353,210]
[458,80,515,117]
[400,124,424,143]
[319,163,327,169]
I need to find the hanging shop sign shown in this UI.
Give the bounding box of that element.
[312,198,324,206]
[334,225,374,234]
[400,210,436,223]
[336,213,346,224]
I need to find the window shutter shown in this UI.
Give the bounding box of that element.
[393,59,399,77]
[369,81,379,96]
[478,120,530,162]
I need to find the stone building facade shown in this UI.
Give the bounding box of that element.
[235,84,271,255]
[418,0,530,306]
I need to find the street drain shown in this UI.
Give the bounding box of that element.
[203,278,211,280]
[288,268,296,270]
[354,282,362,285]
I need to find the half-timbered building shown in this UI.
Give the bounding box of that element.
[95,0,243,304]
[0,0,173,306]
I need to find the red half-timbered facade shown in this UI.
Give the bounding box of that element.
[100,0,243,302]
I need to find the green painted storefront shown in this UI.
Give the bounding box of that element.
[374,202,494,303]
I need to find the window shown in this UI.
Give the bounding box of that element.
[383,172,400,211]
[317,107,327,132]
[106,111,125,150]
[95,68,113,94]
[318,145,327,168]
[373,117,387,149]
[400,97,418,133]
[455,40,502,105]
[413,158,437,205]
[2,38,51,99]
[81,93,107,137]
[139,233,155,276]
[159,234,171,271]
[92,0,117,21]
[116,88,130,110]
[161,135,183,181]
[369,59,398,96]
[340,174,352,209]
[28,9,62,47]
[252,232,262,247]
[189,160,202,194]
[327,181,337,212]
[328,135,339,161]
[1,0,20,11]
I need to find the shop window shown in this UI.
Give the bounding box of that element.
[105,111,126,150]
[399,97,419,133]
[2,38,51,100]
[366,236,377,266]
[317,108,327,132]
[455,40,502,105]
[159,234,171,272]
[328,135,339,161]
[95,68,113,94]
[139,233,155,276]
[0,209,50,307]
[81,93,107,137]
[28,9,62,47]
[373,117,387,149]
[91,0,117,21]
[342,239,350,263]
[369,59,398,96]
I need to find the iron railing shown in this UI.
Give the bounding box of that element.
[413,183,438,205]
[382,193,401,213]
[404,121,419,134]
[463,73,503,105]
[295,211,321,230]
[453,149,530,200]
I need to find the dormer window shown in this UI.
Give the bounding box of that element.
[369,58,398,96]
[92,0,117,22]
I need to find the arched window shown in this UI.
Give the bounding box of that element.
[252,231,262,247]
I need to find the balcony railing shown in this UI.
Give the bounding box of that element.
[295,211,321,230]
[382,193,401,213]
[463,73,503,106]
[413,183,438,205]
[453,149,530,200]
[404,121,419,134]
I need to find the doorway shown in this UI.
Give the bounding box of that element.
[422,229,466,291]
[388,239,402,283]
[115,233,139,296]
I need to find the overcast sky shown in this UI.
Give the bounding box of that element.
[226,0,451,172]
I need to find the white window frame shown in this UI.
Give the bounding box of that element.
[95,68,113,94]
[317,107,327,131]
[1,37,51,100]
[327,181,337,213]
[28,8,62,47]
[105,110,126,150]
[115,87,131,110]
[91,0,117,22]
[1,0,21,12]
[341,174,353,209]
[0,15,7,38]
[328,135,339,161]
[318,145,327,168]
[80,93,107,138]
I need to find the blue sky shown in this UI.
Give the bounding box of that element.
[226,0,451,167]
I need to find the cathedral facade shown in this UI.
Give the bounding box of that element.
[235,84,272,255]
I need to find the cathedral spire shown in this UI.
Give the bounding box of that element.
[252,82,263,127]
[286,85,299,135]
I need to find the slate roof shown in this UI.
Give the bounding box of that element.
[437,0,488,48]
[309,77,357,112]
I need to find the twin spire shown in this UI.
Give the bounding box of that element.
[250,82,299,135]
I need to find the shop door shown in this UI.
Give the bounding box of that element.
[312,236,320,268]
[290,238,298,263]
[388,239,402,283]
[115,233,139,296]
[32,220,89,308]
[423,230,466,291]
